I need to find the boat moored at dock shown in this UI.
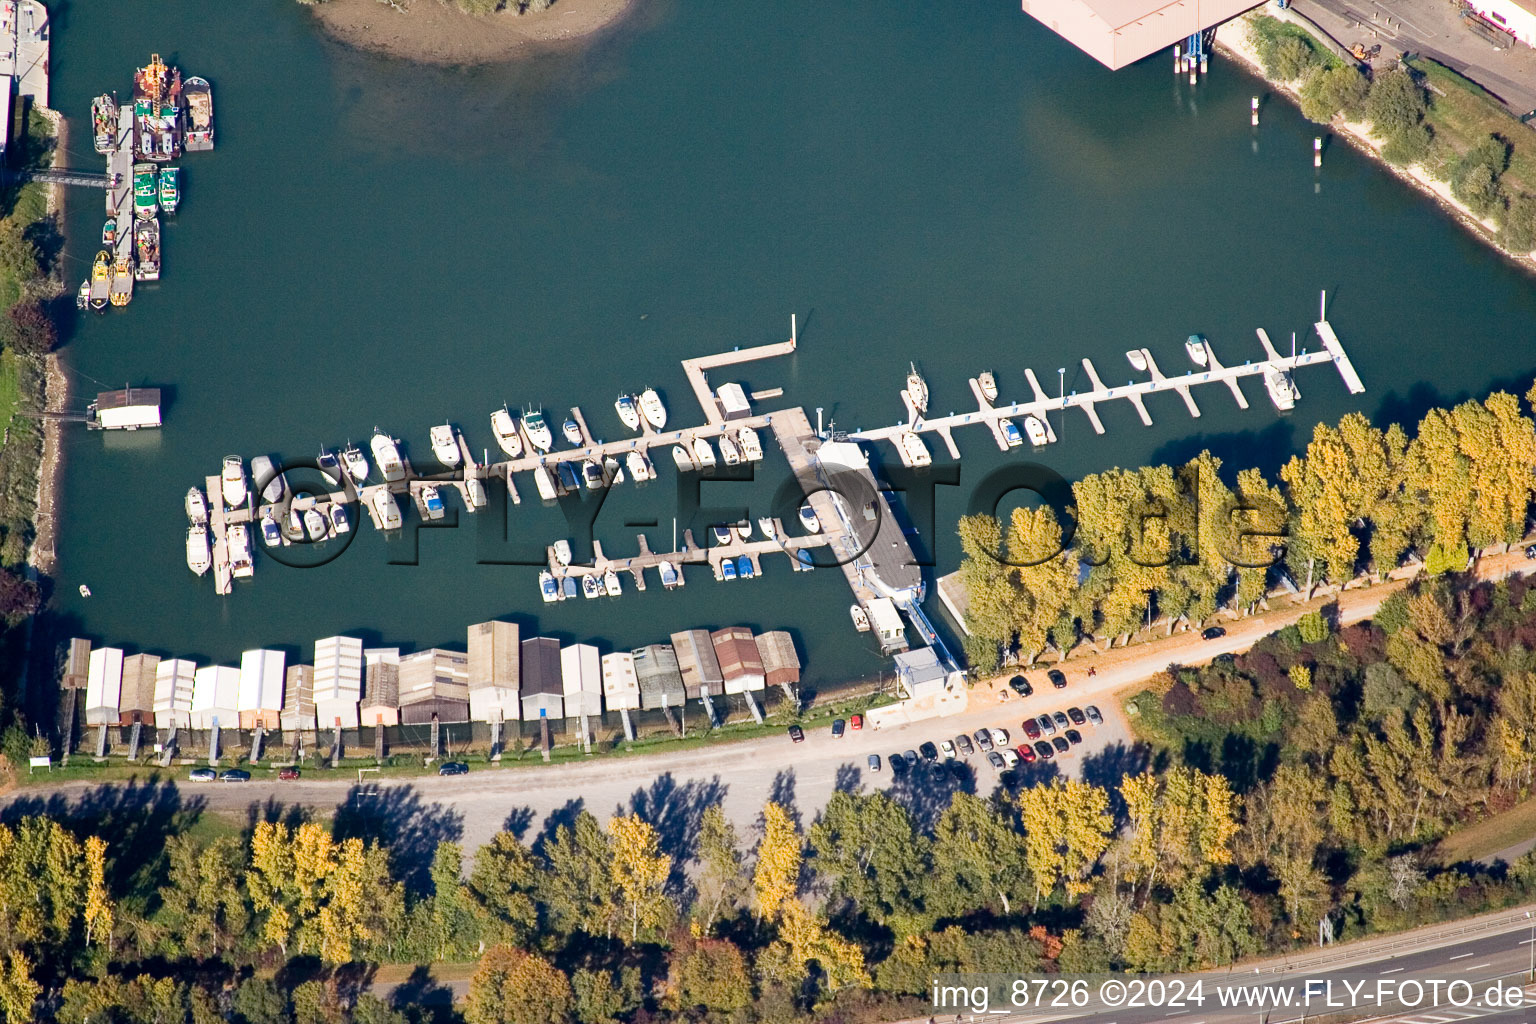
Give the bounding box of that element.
[906,363,928,414]
[672,445,693,471]
[562,418,582,445]
[899,431,932,467]
[89,252,110,311]
[603,569,622,596]
[736,555,754,579]
[370,432,405,482]
[185,487,208,525]
[640,388,666,429]
[1023,414,1048,447]
[1186,334,1210,367]
[659,561,681,588]
[317,448,340,483]
[540,570,560,602]
[227,524,253,578]
[421,485,446,521]
[429,424,461,467]
[372,489,403,530]
[799,504,820,533]
[134,219,160,281]
[132,163,158,218]
[251,455,285,503]
[533,465,557,501]
[220,456,247,508]
[158,167,180,213]
[182,76,214,151]
[692,436,716,469]
[259,511,281,547]
[341,444,369,483]
[719,433,741,465]
[109,254,134,306]
[303,507,327,541]
[582,574,603,599]
[582,459,604,490]
[92,94,119,153]
[186,525,210,576]
[557,462,580,492]
[464,476,487,510]
[329,504,349,534]
[625,450,650,481]
[1000,419,1022,447]
[524,409,553,453]
[615,394,640,431]
[978,371,998,402]
[1263,365,1299,411]
[491,406,523,458]
[132,55,182,161]
[738,426,764,461]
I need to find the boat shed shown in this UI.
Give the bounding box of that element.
[671,628,724,697]
[520,637,565,721]
[85,646,124,726]
[359,648,401,727]
[632,644,686,709]
[893,647,948,699]
[62,637,91,690]
[601,652,641,711]
[468,620,521,723]
[711,627,765,694]
[88,387,161,430]
[314,636,364,729]
[717,382,751,421]
[867,598,907,652]
[281,665,315,733]
[560,644,603,718]
[153,658,196,729]
[754,631,801,687]
[238,649,286,730]
[119,653,160,725]
[189,666,240,730]
[398,649,470,724]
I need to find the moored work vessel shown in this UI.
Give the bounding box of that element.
[182,76,214,151]
[158,166,180,213]
[134,219,161,281]
[133,163,158,219]
[92,94,119,153]
[109,253,134,306]
[132,54,182,161]
[89,252,111,312]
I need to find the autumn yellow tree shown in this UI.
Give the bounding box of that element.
[1006,505,1080,663]
[465,945,574,1024]
[0,951,38,1024]
[1018,779,1113,904]
[608,814,674,943]
[769,899,870,992]
[82,835,114,952]
[753,802,801,921]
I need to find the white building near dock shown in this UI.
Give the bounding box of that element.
[560,644,603,719]
[1469,0,1536,47]
[85,646,124,726]
[190,666,240,730]
[153,658,196,729]
[601,653,641,711]
[237,649,286,730]
[313,636,364,729]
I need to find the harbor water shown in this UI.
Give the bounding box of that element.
[48,0,1536,683]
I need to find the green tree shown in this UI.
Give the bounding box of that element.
[467,831,541,947]
[693,804,746,935]
[539,812,618,939]
[808,790,929,931]
[930,792,1031,917]
[571,969,635,1024]
[1301,65,1369,123]
[466,946,574,1024]
[670,939,753,1013]
[1367,66,1428,139]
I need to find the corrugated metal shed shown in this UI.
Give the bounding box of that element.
[755,631,801,687]
[92,388,161,429]
[711,627,765,694]
[238,649,286,729]
[670,629,724,697]
[63,637,90,690]
[85,647,124,726]
[399,649,470,724]
[153,658,196,729]
[314,636,363,729]
[560,644,603,718]
[189,666,240,730]
[718,382,751,420]
[120,653,160,724]
[520,637,564,721]
[468,620,521,723]
[601,652,640,711]
[359,648,401,727]
[632,644,685,709]
[281,665,315,732]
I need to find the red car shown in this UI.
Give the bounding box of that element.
[850,714,863,731]
[277,766,301,781]
[1023,719,1042,740]
[1016,744,1036,763]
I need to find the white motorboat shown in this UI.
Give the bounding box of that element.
[712,525,732,546]
[304,507,327,541]
[719,433,742,466]
[604,569,622,597]
[342,444,369,484]
[228,524,254,578]
[329,504,349,534]
[221,456,247,508]
[373,489,403,530]
[186,525,210,576]
[899,431,932,468]
[370,432,405,483]
[799,504,820,533]
[626,450,650,482]
[287,508,305,541]
[659,560,681,588]
[638,451,657,479]
[851,604,871,632]
[582,573,603,599]
[465,476,487,509]
[692,436,716,469]
[1186,334,1210,367]
[758,516,776,539]
[554,539,573,565]
[252,455,284,504]
[562,417,583,446]
[672,445,694,471]
[430,424,461,467]
[259,512,281,547]
[604,455,623,485]
[1126,349,1148,372]
[533,465,557,501]
[491,407,524,458]
[735,520,752,540]
[539,570,560,603]
[640,388,667,429]
[421,485,446,521]
[317,449,340,485]
[1000,419,1023,447]
[582,459,604,490]
[185,487,208,525]
[1023,414,1049,446]
[906,363,928,414]
[738,426,764,461]
[978,371,998,402]
[615,394,641,431]
[1264,366,1300,411]
[524,409,554,453]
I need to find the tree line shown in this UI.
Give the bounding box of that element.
[956,382,1536,672]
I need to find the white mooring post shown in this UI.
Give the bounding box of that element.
[1252,97,1260,126]
[1174,43,1181,73]
[1314,137,1323,168]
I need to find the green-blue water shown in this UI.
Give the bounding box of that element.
[46,0,1536,685]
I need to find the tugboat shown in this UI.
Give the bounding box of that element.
[615,394,641,431]
[158,167,180,214]
[134,219,160,282]
[429,423,461,467]
[524,409,553,453]
[91,94,119,153]
[639,388,667,429]
[906,363,929,414]
[491,406,524,458]
[182,76,214,151]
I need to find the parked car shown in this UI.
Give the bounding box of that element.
[188,766,217,782]
[1065,729,1083,746]
[1009,675,1033,697]
[438,761,470,776]
[974,729,994,752]
[919,741,939,762]
[1052,711,1070,730]
[1067,707,1086,725]
[902,750,919,768]
[1203,626,1227,640]
[867,753,882,773]
[1023,718,1041,740]
[277,766,301,781]
[218,768,251,783]
[850,714,863,730]
[832,718,846,738]
[1526,545,1536,560]
[1017,744,1036,763]
[788,725,805,743]
[1048,669,1068,689]
[1085,704,1103,725]
[990,727,1010,746]
[955,734,974,756]
[1052,736,1070,754]
[1038,714,1057,736]
[939,739,956,759]
[890,752,909,774]
[1034,740,1054,760]
[986,750,1006,769]
[1001,748,1020,768]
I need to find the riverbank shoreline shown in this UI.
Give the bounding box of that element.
[1214,12,1536,273]
[31,107,66,579]
[309,0,638,64]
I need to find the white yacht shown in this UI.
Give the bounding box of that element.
[978,371,998,402]
[259,511,282,547]
[185,487,208,525]
[659,560,681,589]
[186,525,210,576]
[430,424,461,467]
[899,431,932,467]
[465,476,487,510]
[582,574,603,599]
[851,604,871,632]
[304,507,327,541]
[227,524,254,579]
[1000,419,1023,447]
[735,520,752,540]
[615,394,641,431]
[1264,366,1300,411]
[582,459,604,490]
[287,508,305,541]
[626,450,650,482]
[692,436,716,469]
[553,539,573,565]
[342,444,369,484]
[604,455,623,485]
[604,569,622,597]
[712,525,732,546]
[1126,349,1148,373]
[563,418,583,446]
[539,570,560,603]
[638,451,657,479]
[1186,334,1210,367]
[221,456,247,508]
[524,409,554,453]
[672,445,694,471]
[799,504,820,533]
[1023,414,1049,447]
[533,465,557,501]
[738,426,764,461]
[640,388,667,430]
[719,433,742,466]
[329,504,349,534]
[758,516,777,539]
[317,449,340,486]
[906,363,928,414]
[421,485,446,521]
[252,455,284,504]
[491,406,524,458]
[373,489,403,530]
[370,432,405,483]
